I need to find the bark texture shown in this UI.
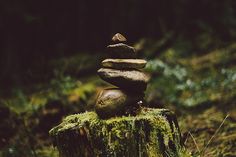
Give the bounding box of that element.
[49,108,190,157]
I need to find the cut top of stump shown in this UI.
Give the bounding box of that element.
[49,107,190,157]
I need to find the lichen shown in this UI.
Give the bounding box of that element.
[49,108,190,157]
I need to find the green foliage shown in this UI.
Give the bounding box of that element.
[1,146,58,157]
[3,75,96,115]
[35,147,59,157]
[3,89,32,115]
[0,75,97,157]
[146,56,236,108]
[50,76,78,97]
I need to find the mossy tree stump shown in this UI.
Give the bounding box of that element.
[49,108,189,157]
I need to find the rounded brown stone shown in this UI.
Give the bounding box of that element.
[95,88,143,118]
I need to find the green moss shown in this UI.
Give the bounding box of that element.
[50,108,190,157]
[35,146,59,157]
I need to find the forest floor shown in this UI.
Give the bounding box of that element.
[179,104,236,156]
[0,38,236,157]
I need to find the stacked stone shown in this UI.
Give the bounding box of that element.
[95,33,150,118]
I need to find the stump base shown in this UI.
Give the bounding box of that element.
[50,108,190,157]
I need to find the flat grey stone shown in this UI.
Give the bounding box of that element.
[107,43,136,58]
[102,59,147,69]
[97,68,150,91]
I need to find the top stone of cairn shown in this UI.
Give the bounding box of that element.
[112,33,127,43]
[108,33,136,59]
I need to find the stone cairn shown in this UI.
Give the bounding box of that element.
[49,33,187,157]
[95,33,150,118]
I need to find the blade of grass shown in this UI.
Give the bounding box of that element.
[200,114,229,156]
[184,132,190,145]
[188,131,200,154]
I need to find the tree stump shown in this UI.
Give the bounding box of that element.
[49,108,189,157]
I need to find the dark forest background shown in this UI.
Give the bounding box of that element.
[1,0,236,89]
[0,0,236,156]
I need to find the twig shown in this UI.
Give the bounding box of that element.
[165,151,171,157]
[184,132,190,145]
[188,131,200,154]
[200,114,229,156]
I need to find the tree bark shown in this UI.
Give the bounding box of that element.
[49,107,189,157]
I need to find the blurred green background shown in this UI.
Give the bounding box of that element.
[0,0,236,156]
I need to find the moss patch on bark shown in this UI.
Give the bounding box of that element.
[49,108,190,157]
